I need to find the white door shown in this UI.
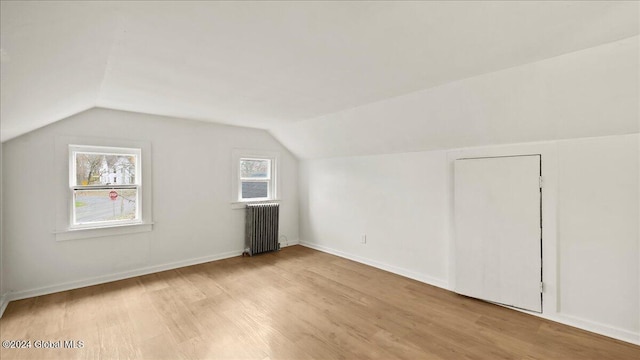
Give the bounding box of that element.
[454,155,542,313]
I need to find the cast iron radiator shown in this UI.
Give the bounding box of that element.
[244,203,280,256]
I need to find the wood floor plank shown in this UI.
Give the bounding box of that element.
[1,245,638,359]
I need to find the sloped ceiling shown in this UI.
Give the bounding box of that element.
[1,1,638,154]
[272,36,639,158]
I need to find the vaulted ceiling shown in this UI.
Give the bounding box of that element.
[1,1,638,153]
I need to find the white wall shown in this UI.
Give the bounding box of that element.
[299,151,449,287]
[557,136,639,333]
[300,134,639,344]
[1,108,298,299]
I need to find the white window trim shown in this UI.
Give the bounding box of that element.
[55,136,153,241]
[231,149,279,209]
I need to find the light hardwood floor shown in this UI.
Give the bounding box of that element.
[1,245,638,359]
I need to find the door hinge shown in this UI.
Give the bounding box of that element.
[538,176,544,189]
[540,282,544,292]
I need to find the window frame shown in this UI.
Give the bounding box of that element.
[232,150,279,205]
[69,145,143,230]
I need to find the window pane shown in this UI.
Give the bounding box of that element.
[74,189,138,224]
[75,153,136,186]
[242,181,268,199]
[240,159,270,179]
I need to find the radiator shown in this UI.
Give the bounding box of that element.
[244,203,280,256]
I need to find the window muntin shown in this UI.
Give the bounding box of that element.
[70,145,142,228]
[239,158,273,201]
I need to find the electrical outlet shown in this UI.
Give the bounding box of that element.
[361,234,367,244]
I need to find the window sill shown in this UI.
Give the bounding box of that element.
[231,200,280,210]
[55,222,153,241]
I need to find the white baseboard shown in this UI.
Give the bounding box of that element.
[300,241,449,289]
[545,312,639,345]
[502,303,639,345]
[3,249,245,306]
[300,241,640,346]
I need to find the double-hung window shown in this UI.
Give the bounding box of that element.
[69,145,142,228]
[239,157,275,201]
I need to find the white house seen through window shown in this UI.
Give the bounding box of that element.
[239,158,274,201]
[70,145,142,228]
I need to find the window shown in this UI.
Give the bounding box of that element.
[239,157,274,201]
[69,145,142,228]
[231,150,278,204]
